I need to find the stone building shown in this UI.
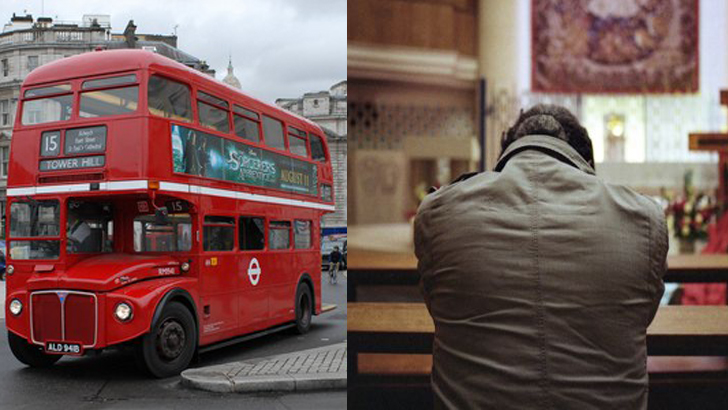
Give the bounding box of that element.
[0,13,214,235]
[276,81,347,232]
[222,57,242,89]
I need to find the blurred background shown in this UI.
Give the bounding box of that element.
[348,0,727,257]
[348,1,728,409]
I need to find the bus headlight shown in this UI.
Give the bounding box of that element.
[7,265,14,275]
[181,262,190,272]
[9,299,22,316]
[114,302,133,322]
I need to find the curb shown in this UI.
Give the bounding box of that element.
[180,343,347,394]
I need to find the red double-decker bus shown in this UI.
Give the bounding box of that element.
[4,49,335,377]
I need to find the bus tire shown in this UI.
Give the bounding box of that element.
[135,302,197,378]
[295,283,313,334]
[7,331,62,368]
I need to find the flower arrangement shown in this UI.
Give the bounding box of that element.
[666,170,716,242]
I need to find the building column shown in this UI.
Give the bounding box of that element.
[478,0,528,170]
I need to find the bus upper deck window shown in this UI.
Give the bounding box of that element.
[262,115,286,151]
[21,84,73,125]
[310,134,326,162]
[148,75,192,122]
[197,92,230,133]
[80,85,139,118]
[288,127,308,158]
[233,105,260,143]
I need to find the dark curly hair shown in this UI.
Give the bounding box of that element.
[500,104,594,168]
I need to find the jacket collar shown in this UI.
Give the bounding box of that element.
[494,134,596,175]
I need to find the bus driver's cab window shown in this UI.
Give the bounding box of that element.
[67,200,113,253]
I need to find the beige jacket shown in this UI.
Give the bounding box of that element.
[415,135,667,410]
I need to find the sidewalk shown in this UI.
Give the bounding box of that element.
[181,342,347,393]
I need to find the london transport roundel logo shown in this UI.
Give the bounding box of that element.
[248,258,261,286]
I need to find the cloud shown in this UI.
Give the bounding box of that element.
[0,0,346,103]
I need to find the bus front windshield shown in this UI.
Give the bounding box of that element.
[67,200,114,254]
[9,200,61,260]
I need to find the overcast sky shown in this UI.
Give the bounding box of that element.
[0,0,346,103]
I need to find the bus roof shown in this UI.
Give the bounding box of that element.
[23,49,324,133]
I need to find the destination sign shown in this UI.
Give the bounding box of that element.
[40,131,61,157]
[65,126,107,155]
[40,155,105,171]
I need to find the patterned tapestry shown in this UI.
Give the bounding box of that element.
[532,0,699,93]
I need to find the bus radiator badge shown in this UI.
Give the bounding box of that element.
[248,258,261,286]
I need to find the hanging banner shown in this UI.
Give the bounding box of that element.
[171,124,318,196]
[532,0,699,93]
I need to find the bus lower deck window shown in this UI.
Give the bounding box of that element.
[270,221,291,250]
[294,220,311,249]
[203,216,235,251]
[240,216,265,250]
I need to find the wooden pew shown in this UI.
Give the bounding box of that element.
[348,252,728,301]
[349,303,728,356]
[348,303,728,409]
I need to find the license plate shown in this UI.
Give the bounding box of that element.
[44,341,83,356]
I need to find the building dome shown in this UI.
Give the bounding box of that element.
[222,56,241,89]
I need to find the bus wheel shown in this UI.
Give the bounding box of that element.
[7,331,62,368]
[135,302,197,378]
[295,283,313,334]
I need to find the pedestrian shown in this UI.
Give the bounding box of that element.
[414,104,667,409]
[329,246,342,284]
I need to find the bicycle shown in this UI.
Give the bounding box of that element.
[329,261,340,285]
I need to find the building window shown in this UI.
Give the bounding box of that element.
[27,56,39,72]
[1,146,8,177]
[1,59,8,77]
[0,100,9,126]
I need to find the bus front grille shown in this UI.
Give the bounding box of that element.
[30,291,98,347]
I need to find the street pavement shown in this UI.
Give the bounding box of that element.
[0,273,347,409]
[182,342,346,393]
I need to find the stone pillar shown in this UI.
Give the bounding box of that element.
[478,0,528,170]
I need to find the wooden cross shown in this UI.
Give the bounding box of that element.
[689,90,728,206]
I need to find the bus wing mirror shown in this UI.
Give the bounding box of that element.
[155,207,169,224]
